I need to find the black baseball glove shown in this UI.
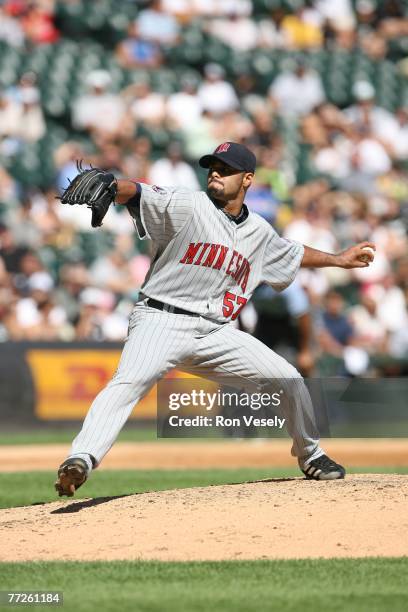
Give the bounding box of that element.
[59,162,118,228]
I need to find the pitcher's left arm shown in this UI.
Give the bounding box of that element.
[301,243,376,269]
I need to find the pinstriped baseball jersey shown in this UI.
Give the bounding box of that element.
[127,183,304,322]
[68,184,324,473]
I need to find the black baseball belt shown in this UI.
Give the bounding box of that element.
[146,298,200,317]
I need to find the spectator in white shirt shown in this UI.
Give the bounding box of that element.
[198,63,239,116]
[350,131,392,176]
[269,58,325,116]
[16,272,68,340]
[314,128,392,186]
[129,80,166,126]
[349,288,388,353]
[193,0,252,17]
[337,127,392,194]
[208,10,259,52]
[166,75,203,129]
[136,0,180,46]
[392,106,408,160]
[148,142,200,190]
[344,81,401,153]
[314,0,356,32]
[0,88,45,145]
[72,71,126,140]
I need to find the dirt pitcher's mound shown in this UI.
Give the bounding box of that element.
[1,474,407,561]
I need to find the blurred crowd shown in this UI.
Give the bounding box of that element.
[0,0,407,376]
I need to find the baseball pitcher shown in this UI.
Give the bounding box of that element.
[55,143,375,496]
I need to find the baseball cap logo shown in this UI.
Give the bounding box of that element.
[215,143,231,154]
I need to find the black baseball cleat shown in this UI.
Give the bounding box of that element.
[300,454,346,480]
[55,457,91,497]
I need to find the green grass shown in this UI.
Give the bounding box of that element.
[0,467,296,509]
[0,467,407,510]
[0,428,158,445]
[2,427,408,445]
[0,558,407,612]
[330,422,408,437]
[0,429,283,444]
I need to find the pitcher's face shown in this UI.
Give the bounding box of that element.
[206,160,253,204]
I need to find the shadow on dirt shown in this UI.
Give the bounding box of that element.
[238,477,301,485]
[50,494,131,514]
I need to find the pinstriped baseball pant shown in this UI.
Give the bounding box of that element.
[69,303,322,466]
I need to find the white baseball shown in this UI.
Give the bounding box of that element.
[360,246,375,262]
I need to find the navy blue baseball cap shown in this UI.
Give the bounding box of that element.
[199,142,257,174]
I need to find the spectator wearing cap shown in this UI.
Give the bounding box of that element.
[268,57,325,116]
[344,81,400,154]
[75,288,111,341]
[75,287,130,341]
[72,70,126,140]
[148,142,200,190]
[198,64,239,116]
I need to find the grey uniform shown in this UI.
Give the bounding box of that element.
[70,184,324,467]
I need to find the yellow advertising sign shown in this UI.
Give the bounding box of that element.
[25,350,194,421]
